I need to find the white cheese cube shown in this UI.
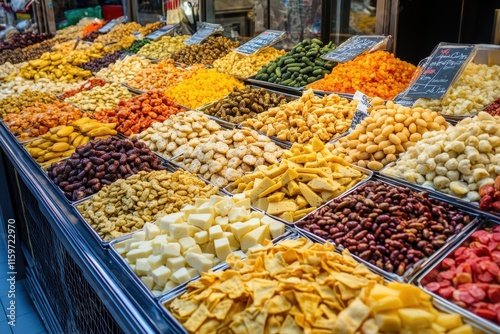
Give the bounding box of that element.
[248,244,265,252]
[223,232,240,250]
[231,220,259,242]
[188,225,202,237]
[209,195,225,205]
[215,216,229,231]
[232,193,246,200]
[180,204,197,219]
[185,252,213,274]
[144,222,161,240]
[129,241,142,250]
[235,198,251,209]
[170,267,191,284]
[126,247,153,264]
[166,256,186,272]
[114,246,126,255]
[249,211,265,219]
[228,207,248,223]
[209,225,224,241]
[162,280,178,293]
[161,243,181,258]
[132,231,146,241]
[188,213,214,230]
[152,235,168,255]
[195,198,210,206]
[203,253,215,262]
[269,220,285,239]
[167,236,177,242]
[140,276,155,290]
[138,241,153,249]
[213,257,222,266]
[214,198,234,216]
[179,237,197,252]
[129,264,135,272]
[135,258,151,276]
[196,201,215,214]
[186,245,202,255]
[148,254,165,270]
[151,265,172,287]
[231,250,247,259]
[169,224,189,240]
[240,225,271,252]
[194,231,209,244]
[214,237,232,261]
[205,242,215,255]
[151,290,163,297]
[157,212,185,232]
[187,268,199,279]
[123,240,133,252]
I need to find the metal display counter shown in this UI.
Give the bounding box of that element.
[0,123,180,333]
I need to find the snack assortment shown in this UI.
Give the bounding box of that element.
[95,55,152,83]
[137,35,190,60]
[170,36,239,66]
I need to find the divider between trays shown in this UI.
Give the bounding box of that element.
[415,219,500,334]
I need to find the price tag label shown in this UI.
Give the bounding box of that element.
[350,91,371,130]
[405,44,475,99]
[184,23,223,45]
[393,93,417,107]
[99,16,128,34]
[234,30,286,56]
[349,110,369,131]
[145,24,178,40]
[322,35,388,63]
[131,31,143,39]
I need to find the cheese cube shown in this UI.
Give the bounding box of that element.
[215,216,229,231]
[169,224,190,240]
[249,177,275,202]
[231,250,246,259]
[213,257,222,266]
[214,237,232,261]
[228,207,248,223]
[196,201,215,214]
[166,256,186,272]
[139,241,153,249]
[161,243,181,258]
[261,216,285,239]
[179,237,197,252]
[129,241,142,250]
[181,204,197,215]
[267,201,298,215]
[205,242,215,255]
[188,225,202,237]
[152,235,168,255]
[185,253,213,274]
[151,290,162,297]
[194,231,209,244]
[195,198,210,206]
[132,231,146,241]
[140,276,155,290]
[129,264,135,272]
[249,211,265,219]
[157,212,185,231]
[240,225,271,252]
[123,240,133,252]
[144,222,160,240]
[170,267,191,284]
[151,265,172,287]
[188,268,200,279]
[203,253,215,261]
[167,236,177,242]
[148,254,165,270]
[234,198,251,209]
[187,213,214,230]
[232,193,246,200]
[135,258,151,276]
[223,232,240,250]
[186,245,202,254]
[254,198,269,211]
[114,246,127,255]
[231,218,260,242]
[299,182,324,207]
[214,198,234,216]
[209,225,224,241]
[126,247,153,264]
[162,280,178,293]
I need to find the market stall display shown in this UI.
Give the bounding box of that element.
[112,195,285,296]
[95,54,152,83]
[0,77,84,100]
[134,111,223,160]
[93,90,186,136]
[93,22,144,51]
[165,69,244,109]
[136,35,190,60]
[52,39,94,54]
[0,90,56,118]
[328,99,448,171]
[76,169,218,241]
[166,237,472,334]
[58,78,108,99]
[79,50,126,73]
[124,39,152,54]
[382,112,500,202]
[25,118,117,165]
[170,36,239,66]
[226,139,368,222]
[64,82,133,112]
[213,48,287,78]
[243,89,357,144]
[308,50,417,100]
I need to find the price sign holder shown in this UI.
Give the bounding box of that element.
[73,38,81,50]
[99,16,128,34]
[145,24,179,40]
[405,43,476,99]
[131,31,144,39]
[234,30,286,56]
[184,23,223,45]
[349,91,371,130]
[321,35,391,63]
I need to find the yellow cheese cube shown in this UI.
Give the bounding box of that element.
[135,258,151,276]
[241,225,271,252]
[194,231,209,244]
[386,282,422,307]
[166,256,186,272]
[263,164,288,179]
[374,310,402,332]
[371,295,404,312]
[140,276,155,290]
[267,201,298,215]
[261,216,285,239]
[267,192,285,203]
[214,198,234,216]
[447,324,473,334]
[258,181,283,198]
[223,232,240,250]
[287,153,317,163]
[185,252,213,274]
[228,207,247,223]
[249,177,276,202]
[308,178,336,192]
[287,180,301,196]
[209,225,224,241]
[178,237,197,252]
[397,308,436,329]
[161,243,181,258]
[151,265,172,287]
[187,213,214,231]
[214,237,232,261]
[254,198,269,211]
[435,313,463,330]
[170,267,191,284]
[280,212,294,222]
[196,201,215,214]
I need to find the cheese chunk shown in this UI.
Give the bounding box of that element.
[162,280,178,293]
[179,237,197,252]
[231,250,246,259]
[241,225,271,252]
[157,212,184,231]
[249,177,275,202]
[231,222,256,242]
[223,232,240,250]
[194,231,209,244]
[195,198,209,206]
[129,241,142,250]
[204,241,215,255]
[215,216,229,231]
[132,231,146,241]
[196,201,215,214]
[170,267,191,284]
[140,276,155,290]
[187,213,214,231]
[298,182,324,207]
[186,245,202,255]
[267,201,298,215]
[180,204,197,217]
[169,224,190,240]
[249,211,265,219]
[126,247,153,264]
[151,265,172,287]
[187,268,199,279]
[161,243,181,258]
[214,198,234,216]
[234,198,251,209]
[185,252,213,274]
[135,258,151,276]
[166,256,186,272]
[261,216,285,239]
[152,235,168,255]
[214,237,232,261]
[148,254,165,270]
[228,207,248,223]
[209,225,224,241]
[188,225,202,237]
[308,178,336,192]
[144,222,160,240]
[138,241,152,249]
[232,193,246,200]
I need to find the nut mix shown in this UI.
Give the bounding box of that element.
[176,128,284,188]
[0,39,56,65]
[47,137,166,201]
[0,77,84,100]
[170,36,239,66]
[202,86,290,124]
[137,35,189,60]
[212,47,286,78]
[95,54,152,83]
[167,238,470,334]
[0,32,53,51]
[382,112,500,202]
[25,118,118,164]
[243,89,357,143]
[134,110,222,159]
[328,99,448,171]
[93,90,186,136]
[413,63,500,116]
[483,97,500,116]
[3,101,83,141]
[79,50,126,73]
[64,82,133,112]
[227,138,367,222]
[308,50,417,100]
[77,170,218,241]
[0,90,56,119]
[126,60,204,91]
[59,78,108,99]
[298,180,472,276]
[165,69,244,109]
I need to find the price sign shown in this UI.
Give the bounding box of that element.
[322,35,388,63]
[131,31,143,39]
[99,16,128,34]
[405,44,475,99]
[350,91,371,130]
[145,24,178,40]
[184,23,223,45]
[234,30,285,55]
[393,90,417,107]
[349,110,369,131]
